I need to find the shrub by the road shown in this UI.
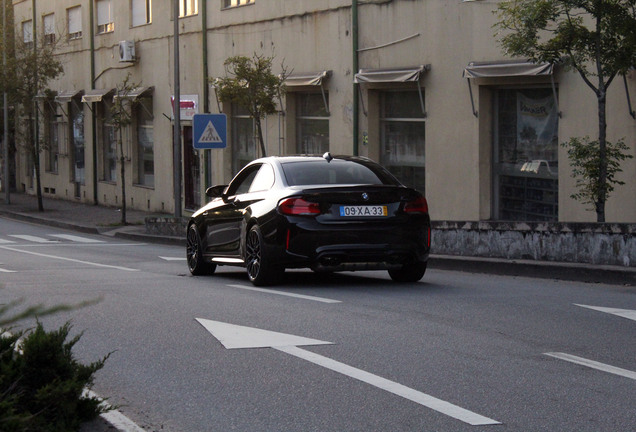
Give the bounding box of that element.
[0,321,110,431]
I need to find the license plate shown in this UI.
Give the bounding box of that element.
[339,205,388,217]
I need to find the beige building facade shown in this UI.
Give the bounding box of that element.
[12,0,636,222]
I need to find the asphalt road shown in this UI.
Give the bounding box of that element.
[1,217,634,431]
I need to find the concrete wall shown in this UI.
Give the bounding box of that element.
[433,221,636,267]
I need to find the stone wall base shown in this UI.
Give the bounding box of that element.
[432,221,636,267]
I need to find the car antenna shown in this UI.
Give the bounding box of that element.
[323,152,333,163]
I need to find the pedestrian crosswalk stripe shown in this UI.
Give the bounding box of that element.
[9,235,59,243]
[49,234,104,243]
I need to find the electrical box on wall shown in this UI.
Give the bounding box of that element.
[118,40,135,62]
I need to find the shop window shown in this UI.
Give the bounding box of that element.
[223,0,255,8]
[101,100,117,182]
[43,14,55,45]
[136,97,154,187]
[132,0,152,27]
[231,104,257,174]
[67,6,82,40]
[380,90,426,193]
[70,100,85,193]
[493,88,559,221]
[296,92,329,155]
[44,102,59,173]
[97,0,114,34]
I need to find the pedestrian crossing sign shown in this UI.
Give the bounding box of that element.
[193,114,227,149]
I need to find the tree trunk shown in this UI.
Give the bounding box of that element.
[255,117,266,157]
[596,91,607,223]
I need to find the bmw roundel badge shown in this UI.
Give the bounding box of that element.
[362,193,369,201]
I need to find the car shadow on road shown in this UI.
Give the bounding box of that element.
[212,268,448,294]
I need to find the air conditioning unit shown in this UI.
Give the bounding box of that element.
[118,40,135,62]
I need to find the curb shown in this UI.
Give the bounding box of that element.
[429,255,636,286]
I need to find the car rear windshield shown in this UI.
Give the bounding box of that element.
[281,159,399,186]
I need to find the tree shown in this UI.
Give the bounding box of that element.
[9,23,63,211]
[212,54,287,157]
[494,0,636,222]
[111,74,140,225]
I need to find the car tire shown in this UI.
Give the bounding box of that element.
[245,225,284,286]
[388,261,427,282]
[186,224,217,276]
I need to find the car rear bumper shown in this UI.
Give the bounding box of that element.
[276,220,430,270]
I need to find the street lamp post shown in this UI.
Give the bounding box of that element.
[173,0,182,218]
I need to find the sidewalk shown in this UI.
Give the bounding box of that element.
[1,192,634,285]
[0,192,182,245]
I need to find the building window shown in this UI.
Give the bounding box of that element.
[132,0,152,27]
[179,0,198,17]
[136,97,154,187]
[223,0,255,8]
[44,101,59,173]
[231,104,257,174]
[100,100,117,182]
[97,0,114,34]
[380,91,426,193]
[67,6,82,40]
[296,93,329,154]
[70,100,85,191]
[493,88,559,221]
[22,20,33,45]
[43,14,55,45]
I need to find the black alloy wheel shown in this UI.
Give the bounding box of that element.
[186,224,217,275]
[245,225,283,286]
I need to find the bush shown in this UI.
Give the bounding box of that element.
[0,321,110,431]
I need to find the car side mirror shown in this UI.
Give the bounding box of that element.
[206,185,227,198]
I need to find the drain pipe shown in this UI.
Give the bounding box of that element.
[352,0,359,156]
[201,0,210,187]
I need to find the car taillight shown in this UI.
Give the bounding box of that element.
[278,197,321,216]
[404,197,429,214]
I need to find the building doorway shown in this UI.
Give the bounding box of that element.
[182,125,200,210]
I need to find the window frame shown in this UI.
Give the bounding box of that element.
[43,14,55,45]
[131,0,152,27]
[379,90,426,193]
[67,6,82,40]
[22,20,33,44]
[135,97,154,187]
[222,0,255,9]
[295,92,330,155]
[96,0,115,34]
[492,86,559,222]
[179,0,198,17]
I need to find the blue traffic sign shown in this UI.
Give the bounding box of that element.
[193,114,227,149]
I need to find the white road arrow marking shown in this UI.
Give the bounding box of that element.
[575,304,636,322]
[159,256,186,261]
[0,267,16,273]
[196,318,500,426]
[544,353,636,381]
[228,284,341,304]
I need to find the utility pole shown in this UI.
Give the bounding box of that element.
[173,0,182,218]
[3,0,9,204]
